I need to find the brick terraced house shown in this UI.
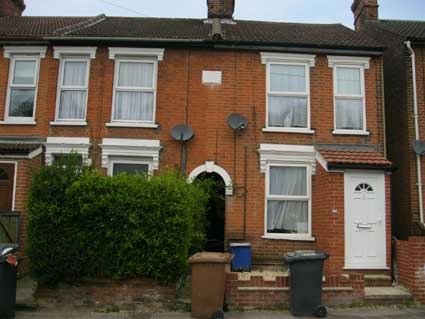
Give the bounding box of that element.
[352,0,425,304]
[0,0,399,306]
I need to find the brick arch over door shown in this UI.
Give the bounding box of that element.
[188,161,233,196]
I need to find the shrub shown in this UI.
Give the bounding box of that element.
[27,157,208,285]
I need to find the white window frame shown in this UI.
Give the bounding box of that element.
[109,157,153,177]
[107,48,164,128]
[264,163,313,241]
[100,138,161,175]
[4,55,41,125]
[44,137,92,166]
[52,57,91,125]
[328,55,371,136]
[261,52,316,134]
[51,47,96,126]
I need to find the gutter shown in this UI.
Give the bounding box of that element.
[42,36,384,56]
[406,41,425,226]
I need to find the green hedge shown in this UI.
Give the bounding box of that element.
[27,155,208,284]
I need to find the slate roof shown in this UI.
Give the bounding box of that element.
[0,15,383,51]
[319,149,391,169]
[373,19,425,41]
[0,143,41,156]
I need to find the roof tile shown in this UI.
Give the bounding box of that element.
[319,150,391,168]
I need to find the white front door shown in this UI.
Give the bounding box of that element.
[345,171,386,269]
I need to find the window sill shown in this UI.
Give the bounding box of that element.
[263,127,315,134]
[0,120,37,125]
[332,130,370,136]
[262,234,316,242]
[106,122,159,128]
[50,121,87,126]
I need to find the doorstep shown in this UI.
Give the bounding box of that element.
[364,286,413,305]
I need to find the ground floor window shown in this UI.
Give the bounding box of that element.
[111,160,151,176]
[266,164,311,238]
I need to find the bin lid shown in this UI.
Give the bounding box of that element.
[189,252,234,264]
[283,250,329,264]
[0,244,19,257]
[230,242,251,247]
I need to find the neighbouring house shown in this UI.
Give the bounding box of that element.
[352,0,425,304]
[0,0,399,306]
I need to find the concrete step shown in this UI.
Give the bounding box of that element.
[364,274,392,287]
[364,286,413,305]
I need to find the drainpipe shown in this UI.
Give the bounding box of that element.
[406,41,425,226]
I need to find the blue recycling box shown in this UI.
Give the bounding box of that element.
[230,243,251,272]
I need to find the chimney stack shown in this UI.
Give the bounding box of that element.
[0,0,25,17]
[207,0,235,19]
[352,0,379,31]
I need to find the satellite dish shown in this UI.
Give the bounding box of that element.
[227,113,248,130]
[171,125,194,142]
[413,140,425,155]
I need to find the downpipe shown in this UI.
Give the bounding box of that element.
[406,41,425,226]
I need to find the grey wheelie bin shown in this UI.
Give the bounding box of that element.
[283,250,329,318]
[0,244,19,319]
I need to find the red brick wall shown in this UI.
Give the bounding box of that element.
[225,271,365,309]
[0,46,387,266]
[36,278,176,310]
[395,237,425,304]
[0,0,23,16]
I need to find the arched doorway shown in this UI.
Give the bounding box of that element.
[196,172,225,252]
[189,162,232,252]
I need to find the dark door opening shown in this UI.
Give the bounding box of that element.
[196,172,225,252]
[0,163,15,212]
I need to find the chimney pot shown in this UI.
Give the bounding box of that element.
[207,0,235,19]
[352,0,379,31]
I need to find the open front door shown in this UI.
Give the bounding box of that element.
[345,171,386,269]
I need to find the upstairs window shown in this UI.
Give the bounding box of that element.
[6,57,39,122]
[56,58,90,122]
[52,47,96,126]
[268,64,309,129]
[113,60,155,122]
[328,56,370,135]
[2,46,46,125]
[261,53,316,134]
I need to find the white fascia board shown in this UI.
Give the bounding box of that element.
[108,47,165,61]
[315,151,329,172]
[46,137,91,145]
[258,144,316,174]
[100,138,162,170]
[327,55,371,69]
[260,52,316,67]
[4,46,47,59]
[53,46,97,59]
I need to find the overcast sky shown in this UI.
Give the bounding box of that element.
[24,0,425,28]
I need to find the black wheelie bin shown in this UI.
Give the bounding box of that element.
[284,250,329,318]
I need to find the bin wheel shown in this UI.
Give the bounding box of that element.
[212,310,224,319]
[315,305,327,318]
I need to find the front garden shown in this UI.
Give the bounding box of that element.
[26,154,209,285]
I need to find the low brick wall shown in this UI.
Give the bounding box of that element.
[225,271,365,310]
[36,278,176,311]
[395,237,425,303]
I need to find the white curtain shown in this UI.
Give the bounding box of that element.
[63,61,87,86]
[114,91,154,121]
[118,62,153,88]
[267,167,308,234]
[267,201,308,234]
[270,64,305,93]
[336,67,361,95]
[269,96,307,128]
[59,91,86,119]
[13,61,36,85]
[335,98,363,130]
